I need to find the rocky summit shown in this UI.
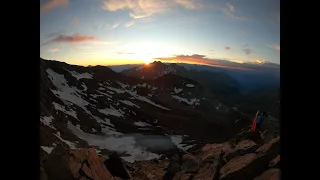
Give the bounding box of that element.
[40,58,280,180]
[40,130,280,180]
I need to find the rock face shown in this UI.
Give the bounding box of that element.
[269,155,280,168]
[219,136,280,180]
[253,168,281,180]
[41,133,280,180]
[42,144,114,180]
[103,152,131,179]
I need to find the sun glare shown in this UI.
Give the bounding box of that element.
[145,60,150,65]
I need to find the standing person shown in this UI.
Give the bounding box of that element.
[256,112,267,134]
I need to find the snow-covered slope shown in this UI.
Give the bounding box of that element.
[40,58,249,162]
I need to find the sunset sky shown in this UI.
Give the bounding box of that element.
[40,0,280,67]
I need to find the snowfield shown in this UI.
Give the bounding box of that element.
[186,84,195,88]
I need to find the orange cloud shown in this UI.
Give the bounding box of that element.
[154,54,280,73]
[52,34,97,43]
[155,54,252,71]
[102,0,208,20]
[41,33,98,46]
[173,0,206,9]
[40,0,68,13]
[225,46,231,50]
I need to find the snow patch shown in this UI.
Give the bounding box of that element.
[106,87,125,94]
[172,95,200,106]
[98,87,106,91]
[47,69,89,107]
[54,131,77,149]
[170,135,194,151]
[41,146,54,154]
[81,83,88,91]
[173,87,183,94]
[40,116,56,130]
[186,84,195,88]
[98,106,125,117]
[134,121,151,127]
[97,90,112,98]
[117,82,129,88]
[65,69,93,80]
[107,90,114,94]
[130,92,170,110]
[120,100,140,108]
[53,102,78,119]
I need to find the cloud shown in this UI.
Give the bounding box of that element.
[243,44,249,47]
[225,46,231,50]
[52,34,97,43]
[227,2,235,12]
[102,0,170,19]
[116,51,134,55]
[111,23,119,29]
[125,21,135,28]
[129,12,150,19]
[173,0,205,9]
[220,2,250,21]
[41,33,98,46]
[243,49,251,55]
[267,44,280,51]
[154,54,280,73]
[48,48,59,53]
[40,0,68,13]
[102,0,207,20]
[72,17,79,25]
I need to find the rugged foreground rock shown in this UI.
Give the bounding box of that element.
[41,133,280,180]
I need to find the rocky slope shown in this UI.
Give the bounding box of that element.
[40,58,280,179]
[40,58,252,162]
[40,130,280,180]
[121,61,279,116]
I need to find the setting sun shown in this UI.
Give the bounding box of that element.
[145,60,150,65]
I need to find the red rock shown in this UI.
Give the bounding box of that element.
[269,155,280,168]
[43,145,114,180]
[253,168,281,180]
[219,137,281,180]
[181,153,200,172]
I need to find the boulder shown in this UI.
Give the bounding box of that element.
[42,144,74,180]
[253,168,281,180]
[269,155,280,168]
[256,136,280,161]
[181,153,200,172]
[175,149,224,180]
[219,153,258,180]
[193,159,221,180]
[219,137,280,180]
[224,140,258,161]
[173,170,194,180]
[43,144,114,180]
[164,154,182,180]
[103,152,131,179]
[201,142,233,161]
